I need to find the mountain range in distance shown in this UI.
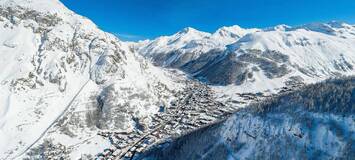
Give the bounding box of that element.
[0,0,354,159]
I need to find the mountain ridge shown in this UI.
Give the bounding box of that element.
[135,21,355,89]
[0,0,354,159]
[0,0,186,159]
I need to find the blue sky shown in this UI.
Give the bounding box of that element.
[61,0,355,41]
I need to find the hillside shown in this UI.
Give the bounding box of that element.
[1,0,354,159]
[139,77,355,160]
[0,0,183,159]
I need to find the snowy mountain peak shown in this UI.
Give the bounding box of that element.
[212,25,259,43]
[288,21,355,38]
[214,25,245,36]
[300,22,338,34]
[1,0,355,159]
[175,27,211,38]
[134,21,355,90]
[135,25,260,67]
[134,27,214,62]
[0,0,69,14]
[0,1,182,159]
[327,20,348,28]
[179,27,198,33]
[268,24,292,31]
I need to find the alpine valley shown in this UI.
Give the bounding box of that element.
[0,0,354,160]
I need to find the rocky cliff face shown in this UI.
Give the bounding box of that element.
[1,1,354,160]
[0,0,184,159]
[0,1,262,159]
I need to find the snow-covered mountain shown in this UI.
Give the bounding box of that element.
[139,77,355,160]
[136,22,355,96]
[197,22,355,93]
[0,0,185,159]
[1,0,355,159]
[135,26,258,68]
[211,25,260,44]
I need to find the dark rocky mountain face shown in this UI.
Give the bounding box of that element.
[185,49,291,85]
[1,1,355,160]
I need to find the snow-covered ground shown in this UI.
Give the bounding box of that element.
[0,0,183,159]
[139,77,355,160]
[1,0,355,159]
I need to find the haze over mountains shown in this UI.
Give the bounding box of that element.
[0,0,354,159]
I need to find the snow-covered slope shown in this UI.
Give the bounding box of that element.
[135,21,355,110]
[140,77,355,160]
[199,22,355,89]
[1,0,355,159]
[134,22,355,107]
[211,25,260,44]
[0,0,183,159]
